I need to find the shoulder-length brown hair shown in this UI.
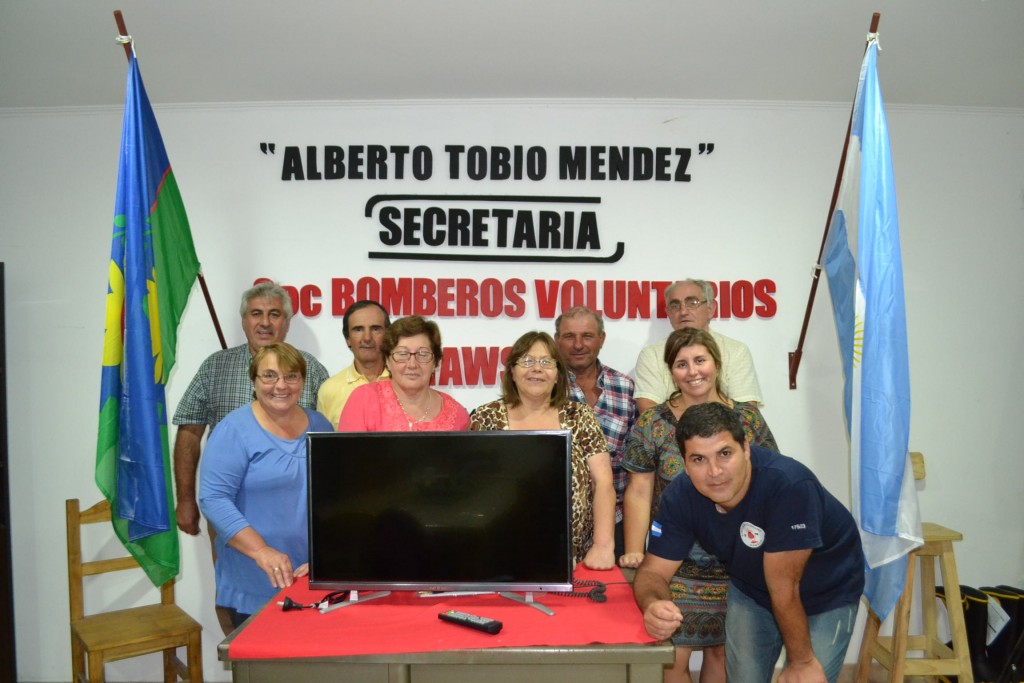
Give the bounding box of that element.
[501,331,570,409]
[663,327,727,401]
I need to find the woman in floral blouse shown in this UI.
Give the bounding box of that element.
[620,327,777,683]
[469,331,616,570]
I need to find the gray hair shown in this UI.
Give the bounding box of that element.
[666,279,715,307]
[239,281,293,319]
[554,305,605,335]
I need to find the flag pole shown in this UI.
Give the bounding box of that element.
[113,10,131,61]
[787,12,880,389]
[113,10,228,352]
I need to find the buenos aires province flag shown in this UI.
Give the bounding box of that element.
[823,38,921,622]
[96,51,200,586]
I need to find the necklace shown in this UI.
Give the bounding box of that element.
[396,392,433,430]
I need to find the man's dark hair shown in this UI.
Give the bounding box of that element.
[676,402,747,454]
[342,300,390,338]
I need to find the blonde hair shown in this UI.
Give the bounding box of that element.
[248,342,307,382]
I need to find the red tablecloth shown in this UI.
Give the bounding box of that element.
[228,566,657,659]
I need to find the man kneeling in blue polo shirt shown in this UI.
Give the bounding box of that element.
[632,402,864,683]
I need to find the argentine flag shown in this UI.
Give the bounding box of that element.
[823,37,922,622]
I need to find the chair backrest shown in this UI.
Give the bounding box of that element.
[910,451,925,481]
[66,498,174,622]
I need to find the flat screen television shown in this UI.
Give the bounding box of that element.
[307,430,573,593]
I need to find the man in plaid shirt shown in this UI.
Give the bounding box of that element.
[556,306,637,559]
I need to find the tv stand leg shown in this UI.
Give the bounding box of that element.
[499,591,555,616]
[319,590,392,614]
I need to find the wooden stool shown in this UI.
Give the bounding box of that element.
[855,521,973,682]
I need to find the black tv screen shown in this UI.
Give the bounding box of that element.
[307,430,573,593]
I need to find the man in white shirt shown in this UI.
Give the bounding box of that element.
[634,279,762,414]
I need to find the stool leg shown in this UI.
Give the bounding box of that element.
[889,555,918,682]
[921,553,938,656]
[856,601,881,683]
[937,544,974,683]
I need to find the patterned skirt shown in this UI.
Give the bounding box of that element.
[668,541,728,648]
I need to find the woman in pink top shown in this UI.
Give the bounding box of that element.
[338,315,469,432]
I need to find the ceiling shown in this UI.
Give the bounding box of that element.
[2,0,1022,111]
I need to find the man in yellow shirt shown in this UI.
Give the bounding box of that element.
[317,300,390,429]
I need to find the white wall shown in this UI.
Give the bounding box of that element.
[2,98,1022,681]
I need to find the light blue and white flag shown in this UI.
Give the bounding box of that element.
[823,37,921,622]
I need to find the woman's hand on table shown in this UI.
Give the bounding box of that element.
[618,552,644,569]
[252,545,295,589]
[582,541,616,570]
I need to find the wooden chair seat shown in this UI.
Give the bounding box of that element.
[67,498,203,682]
[72,603,200,654]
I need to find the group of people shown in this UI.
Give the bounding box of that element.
[177,279,865,683]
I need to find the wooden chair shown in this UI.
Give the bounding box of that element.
[66,498,203,682]
[854,452,973,682]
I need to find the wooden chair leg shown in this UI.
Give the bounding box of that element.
[163,648,176,682]
[71,632,84,683]
[187,630,204,682]
[87,651,105,683]
[855,602,881,683]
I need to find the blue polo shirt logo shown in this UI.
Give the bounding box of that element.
[740,521,765,548]
[650,521,662,538]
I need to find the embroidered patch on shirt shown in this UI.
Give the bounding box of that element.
[740,521,765,548]
[651,521,662,538]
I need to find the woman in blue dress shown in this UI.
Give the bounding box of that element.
[199,342,333,627]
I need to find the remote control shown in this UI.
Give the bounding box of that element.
[437,609,503,634]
